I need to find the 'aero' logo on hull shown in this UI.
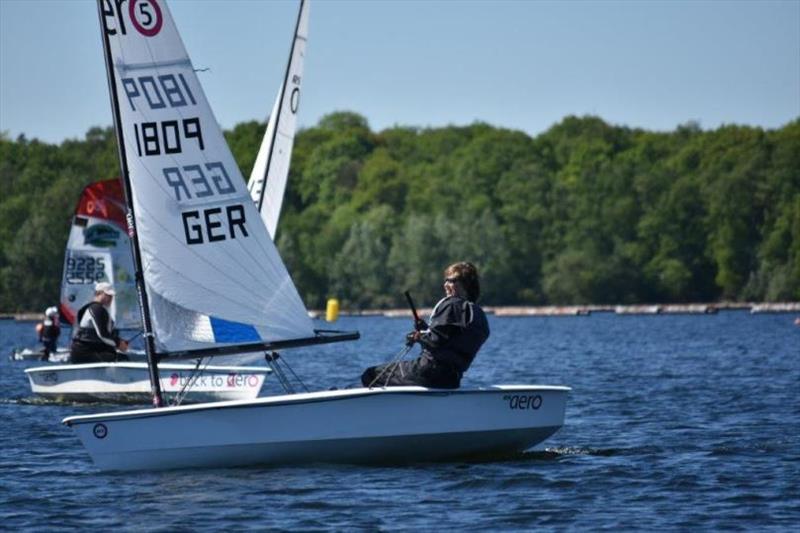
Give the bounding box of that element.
[503,394,543,410]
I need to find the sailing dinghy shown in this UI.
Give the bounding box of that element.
[11,179,140,363]
[11,346,71,363]
[63,0,569,470]
[22,179,267,403]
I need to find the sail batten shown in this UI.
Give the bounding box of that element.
[114,58,193,72]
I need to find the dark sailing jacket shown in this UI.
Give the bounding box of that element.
[39,318,60,343]
[72,301,120,350]
[417,295,490,376]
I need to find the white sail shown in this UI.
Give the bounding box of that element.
[60,179,140,330]
[100,0,314,354]
[247,0,309,240]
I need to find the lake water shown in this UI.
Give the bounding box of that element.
[1,312,798,530]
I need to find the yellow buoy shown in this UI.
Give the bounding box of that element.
[325,298,340,322]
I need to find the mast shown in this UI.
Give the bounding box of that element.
[95,0,164,407]
[253,0,306,214]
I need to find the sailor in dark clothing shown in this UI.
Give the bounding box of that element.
[70,282,129,364]
[37,306,61,361]
[361,262,490,389]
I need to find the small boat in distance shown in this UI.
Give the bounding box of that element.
[11,180,139,363]
[20,177,268,403]
[11,346,71,363]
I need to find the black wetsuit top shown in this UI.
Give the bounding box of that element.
[361,295,490,389]
[39,320,60,344]
[70,301,121,363]
[39,319,60,358]
[418,295,490,377]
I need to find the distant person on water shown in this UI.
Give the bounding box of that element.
[37,306,61,361]
[70,282,129,364]
[361,262,490,389]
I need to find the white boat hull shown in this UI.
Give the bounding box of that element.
[12,347,147,363]
[11,347,71,363]
[26,362,268,404]
[63,385,570,471]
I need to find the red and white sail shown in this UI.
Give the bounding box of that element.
[60,179,140,329]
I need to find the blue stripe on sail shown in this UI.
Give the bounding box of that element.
[209,316,261,343]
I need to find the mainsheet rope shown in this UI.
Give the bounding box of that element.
[172,357,211,406]
[367,344,414,388]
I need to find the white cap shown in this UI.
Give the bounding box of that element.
[45,306,58,317]
[95,281,116,296]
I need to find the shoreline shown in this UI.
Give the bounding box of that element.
[327,301,800,319]
[3,302,798,323]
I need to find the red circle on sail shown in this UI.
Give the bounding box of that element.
[129,0,163,37]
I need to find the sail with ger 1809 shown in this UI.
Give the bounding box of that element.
[63,0,568,471]
[131,3,333,344]
[92,0,356,395]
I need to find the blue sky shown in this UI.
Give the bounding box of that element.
[1,0,798,144]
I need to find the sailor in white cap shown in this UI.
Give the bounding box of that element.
[70,281,129,363]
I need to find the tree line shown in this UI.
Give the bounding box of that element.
[1,113,798,312]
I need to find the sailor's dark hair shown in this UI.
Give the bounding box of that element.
[444,262,481,302]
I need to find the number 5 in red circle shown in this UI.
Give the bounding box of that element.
[130,0,163,37]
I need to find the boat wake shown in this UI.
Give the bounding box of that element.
[516,445,657,461]
[539,446,622,457]
[3,396,124,407]
[447,446,619,465]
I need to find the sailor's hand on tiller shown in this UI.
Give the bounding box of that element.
[405,331,420,346]
[118,340,129,352]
